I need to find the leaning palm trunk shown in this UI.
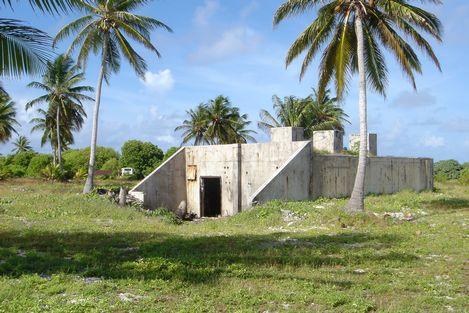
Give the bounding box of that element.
[83,37,108,194]
[345,14,367,212]
[56,103,62,168]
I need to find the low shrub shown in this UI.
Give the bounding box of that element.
[26,154,53,177]
[100,158,120,178]
[41,164,71,181]
[459,168,469,186]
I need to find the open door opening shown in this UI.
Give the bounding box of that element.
[200,177,221,217]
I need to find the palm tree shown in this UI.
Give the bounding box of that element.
[205,96,256,145]
[304,89,349,135]
[175,104,211,146]
[258,90,348,137]
[258,95,310,133]
[11,135,33,154]
[176,96,256,146]
[30,105,84,165]
[54,0,172,193]
[274,0,442,212]
[26,54,92,167]
[0,92,18,143]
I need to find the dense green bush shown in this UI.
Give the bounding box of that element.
[26,154,53,177]
[459,168,469,186]
[434,159,463,180]
[100,158,120,178]
[63,147,119,174]
[120,140,163,178]
[11,151,36,168]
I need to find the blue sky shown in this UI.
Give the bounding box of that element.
[2,0,468,162]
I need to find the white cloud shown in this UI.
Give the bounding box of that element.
[189,26,260,63]
[421,135,445,148]
[194,0,219,27]
[141,69,175,93]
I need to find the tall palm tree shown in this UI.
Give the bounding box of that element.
[175,104,211,146]
[54,0,172,193]
[0,92,18,143]
[26,54,92,167]
[30,107,80,164]
[259,90,348,137]
[11,135,33,154]
[274,0,442,212]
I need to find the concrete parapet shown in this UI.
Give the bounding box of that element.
[312,130,344,153]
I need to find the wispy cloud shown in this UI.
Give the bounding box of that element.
[241,0,259,18]
[392,89,437,108]
[189,26,261,63]
[421,135,445,148]
[194,0,219,27]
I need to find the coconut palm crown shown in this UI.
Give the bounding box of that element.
[274,0,442,97]
[0,92,18,143]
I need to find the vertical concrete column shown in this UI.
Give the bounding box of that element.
[349,133,378,156]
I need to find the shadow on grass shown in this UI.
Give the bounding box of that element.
[423,198,469,211]
[0,231,415,284]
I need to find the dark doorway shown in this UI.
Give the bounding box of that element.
[200,177,221,217]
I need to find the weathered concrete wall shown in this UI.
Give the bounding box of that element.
[250,141,312,205]
[311,155,433,198]
[185,144,240,216]
[130,147,187,211]
[184,141,307,216]
[240,141,308,210]
[312,130,344,153]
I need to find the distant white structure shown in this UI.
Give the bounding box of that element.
[349,133,378,156]
[121,167,135,176]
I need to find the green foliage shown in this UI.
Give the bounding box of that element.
[41,164,69,181]
[100,158,120,178]
[120,140,163,179]
[176,96,256,145]
[459,168,469,186]
[434,160,463,180]
[63,146,119,174]
[6,164,25,177]
[26,154,52,177]
[73,167,87,181]
[163,147,178,161]
[0,92,19,143]
[11,151,36,168]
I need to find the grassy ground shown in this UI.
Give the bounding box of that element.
[0,179,467,312]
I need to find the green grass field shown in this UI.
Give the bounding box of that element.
[0,179,467,312]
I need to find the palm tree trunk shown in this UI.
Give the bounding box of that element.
[56,103,62,169]
[345,14,367,213]
[83,35,108,194]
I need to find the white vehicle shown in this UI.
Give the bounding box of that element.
[121,167,134,176]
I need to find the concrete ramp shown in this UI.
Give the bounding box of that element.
[130,147,186,210]
[250,141,312,206]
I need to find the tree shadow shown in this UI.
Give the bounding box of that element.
[0,230,414,284]
[423,198,469,211]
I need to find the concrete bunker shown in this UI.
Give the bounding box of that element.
[130,127,433,217]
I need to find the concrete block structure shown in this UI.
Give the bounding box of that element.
[349,133,378,156]
[312,130,344,154]
[131,127,432,217]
